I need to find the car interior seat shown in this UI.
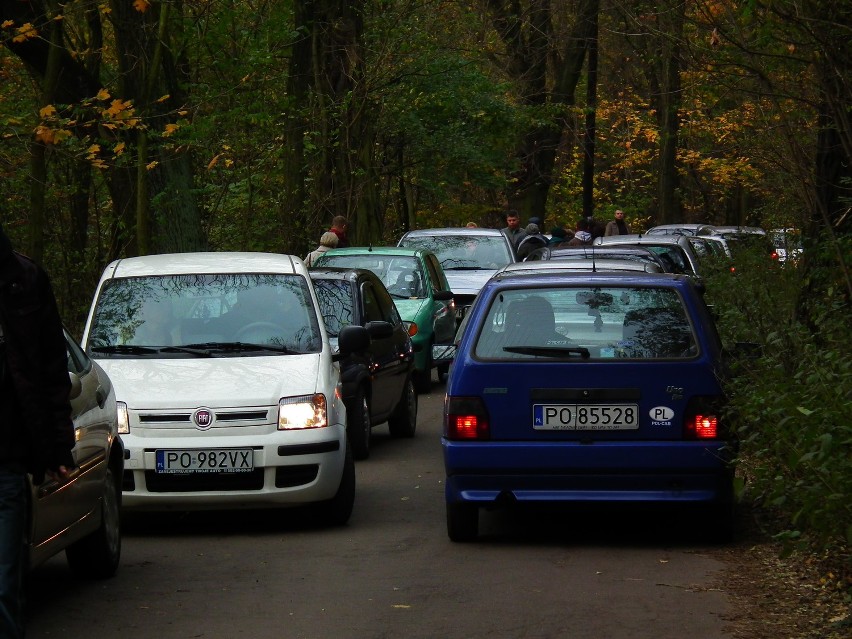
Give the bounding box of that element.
[504,296,558,346]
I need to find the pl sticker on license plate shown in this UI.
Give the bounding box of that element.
[533,404,639,430]
[155,448,254,474]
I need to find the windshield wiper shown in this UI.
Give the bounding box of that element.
[158,345,213,357]
[183,341,301,354]
[503,346,591,359]
[91,344,160,355]
[443,265,486,271]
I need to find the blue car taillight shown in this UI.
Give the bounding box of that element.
[683,396,725,440]
[444,396,490,440]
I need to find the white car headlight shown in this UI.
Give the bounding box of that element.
[117,401,130,434]
[278,394,328,430]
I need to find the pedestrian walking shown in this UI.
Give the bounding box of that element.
[605,209,632,236]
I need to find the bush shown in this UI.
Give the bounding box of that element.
[703,244,852,559]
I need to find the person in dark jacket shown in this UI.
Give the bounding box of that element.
[0,224,76,638]
[328,216,350,248]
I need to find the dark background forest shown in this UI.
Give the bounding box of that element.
[1,0,850,566]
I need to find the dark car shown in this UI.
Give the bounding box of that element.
[523,245,670,272]
[310,267,418,460]
[441,271,735,542]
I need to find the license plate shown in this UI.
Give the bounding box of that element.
[155,448,254,474]
[533,404,639,430]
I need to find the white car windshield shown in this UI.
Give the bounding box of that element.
[88,273,322,354]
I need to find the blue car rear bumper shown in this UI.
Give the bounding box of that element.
[443,439,734,505]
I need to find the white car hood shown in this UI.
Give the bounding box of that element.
[96,354,322,410]
[443,269,497,296]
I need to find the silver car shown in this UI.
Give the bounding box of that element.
[28,329,123,579]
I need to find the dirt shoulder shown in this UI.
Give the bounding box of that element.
[710,505,851,639]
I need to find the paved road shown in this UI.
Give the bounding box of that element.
[27,378,733,638]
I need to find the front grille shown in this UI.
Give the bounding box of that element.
[144,469,265,492]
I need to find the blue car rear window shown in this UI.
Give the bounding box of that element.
[473,286,697,360]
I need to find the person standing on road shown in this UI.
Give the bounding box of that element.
[605,209,631,236]
[500,210,525,249]
[567,218,594,246]
[0,224,76,639]
[328,216,350,248]
[305,231,339,266]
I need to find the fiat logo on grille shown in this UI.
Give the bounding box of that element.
[192,408,214,430]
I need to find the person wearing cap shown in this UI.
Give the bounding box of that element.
[305,231,339,266]
[516,223,548,260]
[0,224,76,638]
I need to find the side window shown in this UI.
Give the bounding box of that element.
[425,256,446,292]
[65,331,91,375]
[372,281,401,326]
[361,284,384,324]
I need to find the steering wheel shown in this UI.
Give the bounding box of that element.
[235,321,282,342]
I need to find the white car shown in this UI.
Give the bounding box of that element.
[81,252,368,524]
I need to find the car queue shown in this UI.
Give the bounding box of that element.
[29,217,749,596]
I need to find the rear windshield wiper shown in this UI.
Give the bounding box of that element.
[183,341,301,354]
[503,346,591,359]
[91,344,160,355]
[443,265,487,271]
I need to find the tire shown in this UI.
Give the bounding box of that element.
[413,341,433,394]
[446,502,478,542]
[347,387,371,460]
[312,445,356,526]
[388,376,417,438]
[66,465,121,579]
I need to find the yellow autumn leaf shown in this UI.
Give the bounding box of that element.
[133,0,151,13]
[96,88,111,101]
[155,94,170,103]
[2,20,14,29]
[12,23,38,43]
[86,144,101,155]
[104,99,131,118]
[53,129,72,144]
[163,123,179,136]
[207,154,222,170]
[224,159,234,167]
[113,142,126,156]
[34,127,55,145]
[39,105,57,119]
[146,160,159,170]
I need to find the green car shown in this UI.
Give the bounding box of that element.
[313,247,456,392]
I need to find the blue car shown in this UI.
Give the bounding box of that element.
[442,271,735,541]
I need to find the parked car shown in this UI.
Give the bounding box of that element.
[309,267,418,459]
[397,227,517,323]
[769,228,803,263]
[442,270,735,542]
[29,329,123,578]
[500,258,664,275]
[312,246,455,392]
[646,223,716,237]
[523,245,670,272]
[594,234,702,277]
[712,226,775,262]
[82,252,369,525]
